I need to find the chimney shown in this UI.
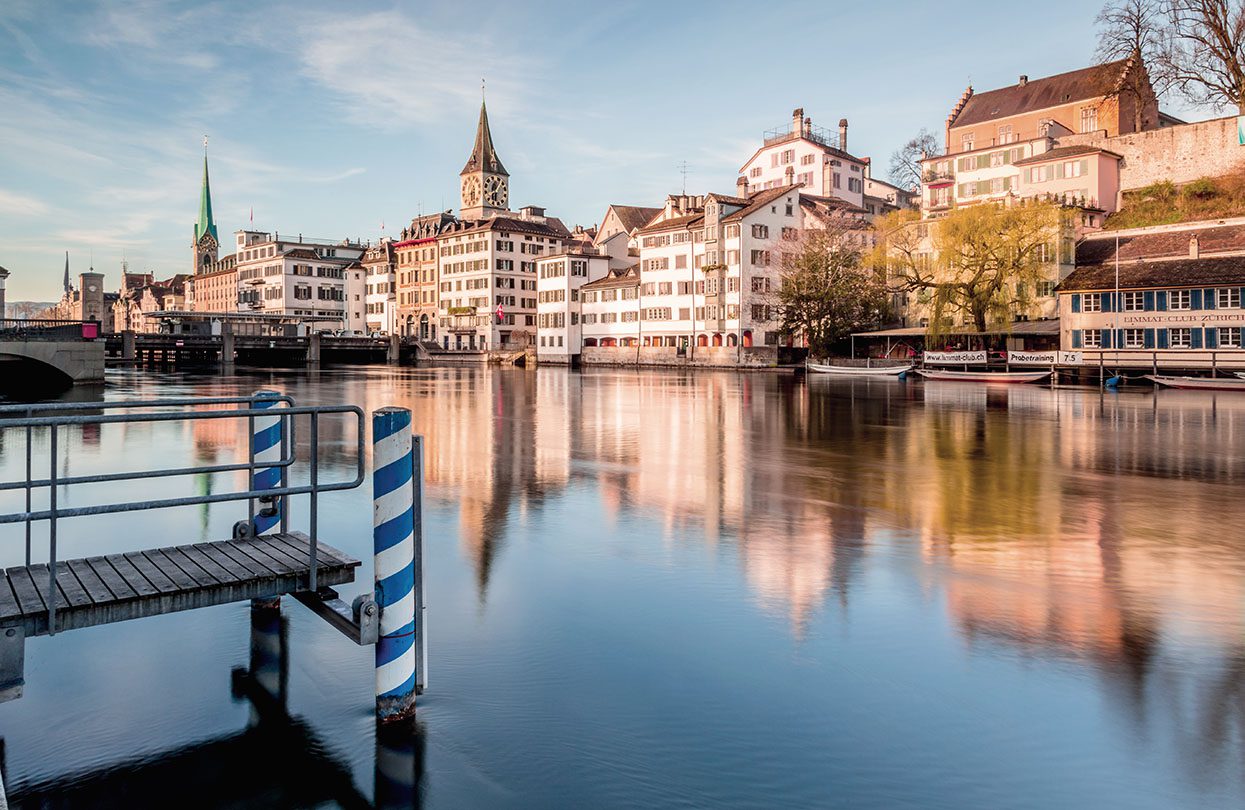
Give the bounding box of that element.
[1189,235,1200,259]
[863,156,871,179]
[785,165,795,185]
[838,118,849,152]
[1019,75,1029,86]
[792,107,804,135]
[737,175,749,197]
[802,116,812,137]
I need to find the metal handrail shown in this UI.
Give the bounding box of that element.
[0,394,366,633]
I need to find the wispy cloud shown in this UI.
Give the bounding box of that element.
[292,9,539,130]
[0,188,52,216]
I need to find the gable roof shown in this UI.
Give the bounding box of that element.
[951,58,1131,129]
[721,185,799,222]
[1059,256,1245,291]
[582,265,640,290]
[609,205,662,233]
[636,212,704,235]
[1012,145,1123,166]
[1077,221,1245,266]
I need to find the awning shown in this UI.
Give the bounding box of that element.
[852,320,1060,338]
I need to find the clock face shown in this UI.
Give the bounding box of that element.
[88,285,98,292]
[462,176,482,207]
[484,175,507,208]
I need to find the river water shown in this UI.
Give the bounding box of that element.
[0,366,1242,808]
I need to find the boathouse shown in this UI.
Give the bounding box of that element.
[1056,218,1245,371]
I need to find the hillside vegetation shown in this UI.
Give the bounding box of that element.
[1104,173,1245,230]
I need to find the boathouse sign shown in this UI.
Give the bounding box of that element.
[924,351,987,364]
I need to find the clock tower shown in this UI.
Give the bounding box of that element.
[193,147,219,274]
[459,99,509,221]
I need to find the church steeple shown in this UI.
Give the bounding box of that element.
[193,141,220,274]
[195,153,217,243]
[63,251,70,293]
[459,94,510,221]
[460,99,508,178]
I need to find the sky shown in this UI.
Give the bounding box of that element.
[0,0,1206,301]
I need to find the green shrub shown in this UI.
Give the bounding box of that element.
[1181,177,1218,200]
[1138,179,1177,202]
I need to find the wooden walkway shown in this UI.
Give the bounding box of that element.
[0,533,359,637]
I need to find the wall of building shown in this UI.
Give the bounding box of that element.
[1060,116,1245,193]
[581,345,778,368]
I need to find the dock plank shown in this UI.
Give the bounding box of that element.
[177,545,237,584]
[0,575,22,620]
[54,565,93,609]
[68,559,113,604]
[231,540,297,576]
[107,553,160,597]
[7,567,44,615]
[206,541,275,579]
[88,556,138,600]
[162,547,218,588]
[274,533,348,567]
[2,536,358,637]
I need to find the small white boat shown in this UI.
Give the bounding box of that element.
[1236,372,1245,380]
[915,368,1051,384]
[1146,374,1245,391]
[806,361,912,377]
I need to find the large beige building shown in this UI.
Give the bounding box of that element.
[394,212,456,340]
[234,230,367,331]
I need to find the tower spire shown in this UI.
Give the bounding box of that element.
[195,137,218,244]
[460,97,508,178]
[63,250,70,293]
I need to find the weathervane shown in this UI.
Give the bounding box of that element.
[203,134,209,152]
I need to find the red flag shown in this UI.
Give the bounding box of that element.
[496,303,505,323]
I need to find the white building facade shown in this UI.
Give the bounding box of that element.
[535,251,611,363]
[234,230,366,331]
[739,108,869,210]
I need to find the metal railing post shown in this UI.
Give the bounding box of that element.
[413,434,426,694]
[372,407,417,722]
[250,390,283,535]
[24,410,31,567]
[309,411,319,593]
[48,424,57,635]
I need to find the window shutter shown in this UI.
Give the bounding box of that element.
[1156,291,1167,311]
[1079,159,1089,175]
[1071,293,1081,313]
[1204,289,1217,310]
[1144,328,1155,349]
[1024,168,1031,183]
[1116,329,1125,348]
[1102,329,1112,348]
[1143,291,1155,311]
[1072,329,1083,348]
[1157,329,1169,349]
[1191,288,1203,309]
[1239,287,1245,306]
[1205,328,1218,348]
[1191,328,1203,349]
[1102,292,1114,312]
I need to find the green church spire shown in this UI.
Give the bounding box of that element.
[195,151,217,244]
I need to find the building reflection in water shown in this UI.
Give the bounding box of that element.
[376,368,1244,783]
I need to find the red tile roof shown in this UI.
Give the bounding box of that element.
[952,59,1131,128]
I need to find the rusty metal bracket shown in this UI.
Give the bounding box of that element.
[292,588,378,645]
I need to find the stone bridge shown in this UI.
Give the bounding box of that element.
[0,320,106,391]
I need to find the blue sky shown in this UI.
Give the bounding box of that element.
[0,0,1199,301]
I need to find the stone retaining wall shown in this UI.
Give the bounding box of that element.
[581,345,778,368]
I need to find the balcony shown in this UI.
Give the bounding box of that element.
[922,169,955,186]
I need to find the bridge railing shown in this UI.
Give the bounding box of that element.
[0,393,365,632]
[0,318,100,341]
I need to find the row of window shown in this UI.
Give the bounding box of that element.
[1074,288,1244,312]
[1072,327,1242,349]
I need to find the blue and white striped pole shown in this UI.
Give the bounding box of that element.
[251,390,283,535]
[373,407,417,721]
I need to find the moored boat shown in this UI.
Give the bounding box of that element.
[1146,374,1245,391]
[915,368,1051,384]
[806,361,912,377]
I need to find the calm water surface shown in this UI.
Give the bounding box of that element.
[0,366,1243,808]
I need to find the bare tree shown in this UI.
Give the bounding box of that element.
[1155,0,1245,113]
[888,129,940,192]
[1096,0,1172,131]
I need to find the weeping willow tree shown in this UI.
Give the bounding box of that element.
[873,201,1061,340]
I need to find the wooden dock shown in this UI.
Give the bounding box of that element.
[0,533,359,637]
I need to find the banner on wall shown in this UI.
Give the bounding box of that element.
[1008,350,1083,365]
[1239,115,1245,146]
[923,350,987,365]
